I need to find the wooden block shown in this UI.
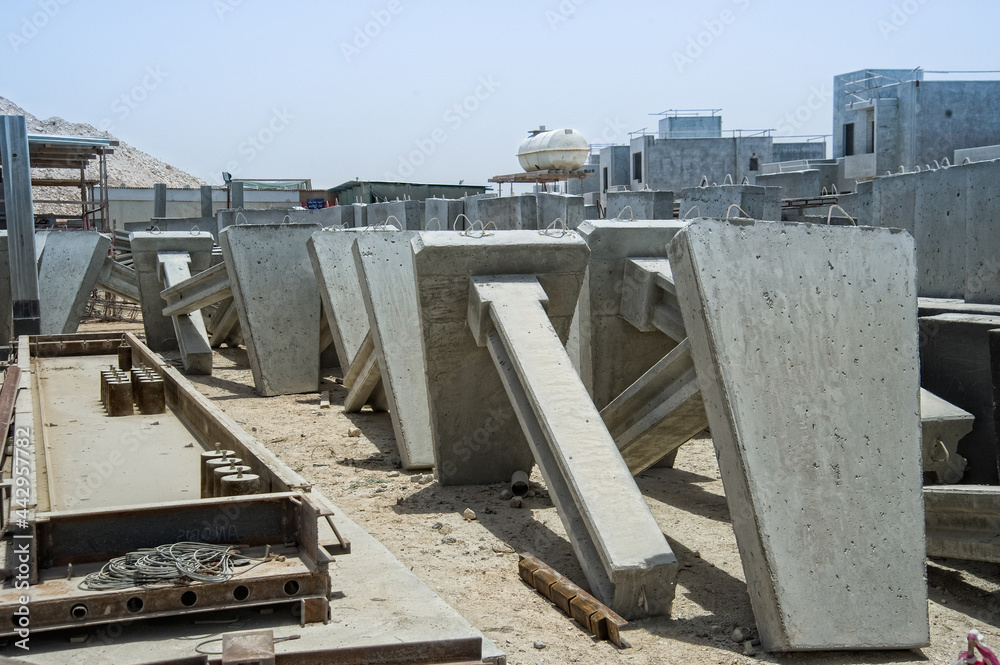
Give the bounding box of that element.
[548,580,579,615]
[530,567,560,599]
[319,390,330,408]
[569,594,602,634]
[518,557,539,586]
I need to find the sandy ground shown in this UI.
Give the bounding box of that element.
[82,321,1000,665]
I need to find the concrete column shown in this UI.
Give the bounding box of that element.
[231,181,244,209]
[153,183,167,219]
[200,185,213,218]
[0,116,40,336]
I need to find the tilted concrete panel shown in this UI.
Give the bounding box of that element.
[669,219,927,651]
[37,231,111,334]
[353,232,434,469]
[220,224,322,396]
[412,230,589,484]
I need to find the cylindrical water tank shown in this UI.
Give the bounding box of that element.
[517,128,589,172]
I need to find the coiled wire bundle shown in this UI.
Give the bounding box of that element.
[80,542,267,591]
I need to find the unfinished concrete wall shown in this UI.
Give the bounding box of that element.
[679,184,781,221]
[460,193,496,225]
[386,200,425,231]
[536,192,584,229]
[669,219,927,651]
[632,135,772,192]
[771,142,826,163]
[424,198,465,230]
[477,195,537,230]
[599,146,630,192]
[754,170,821,200]
[604,191,674,221]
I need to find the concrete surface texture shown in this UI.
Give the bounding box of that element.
[216,207,340,237]
[468,276,677,618]
[574,221,685,410]
[919,312,1000,485]
[753,169,821,200]
[678,184,782,221]
[220,223,323,396]
[352,231,435,469]
[411,230,589,485]
[668,219,928,651]
[308,229,380,371]
[386,199,425,230]
[36,230,110,334]
[424,198,465,231]
[536,192,584,229]
[365,201,392,228]
[476,194,538,230]
[604,190,675,221]
[130,231,215,351]
[460,193,496,225]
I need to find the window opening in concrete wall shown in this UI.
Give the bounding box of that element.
[603,167,608,192]
[844,123,855,157]
[749,156,759,171]
[633,151,643,183]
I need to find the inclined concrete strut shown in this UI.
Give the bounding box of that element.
[95,256,140,303]
[160,261,232,317]
[468,275,677,619]
[157,252,213,374]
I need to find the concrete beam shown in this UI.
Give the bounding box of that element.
[95,256,140,303]
[220,223,322,396]
[353,232,434,469]
[921,388,973,484]
[160,261,232,317]
[669,219,928,651]
[469,275,677,618]
[157,252,213,374]
[130,231,215,352]
[36,231,111,334]
[925,485,1000,563]
[412,230,588,485]
[600,339,707,475]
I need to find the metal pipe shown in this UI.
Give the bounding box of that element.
[510,470,529,497]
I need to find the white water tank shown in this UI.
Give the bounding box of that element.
[517,128,589,172]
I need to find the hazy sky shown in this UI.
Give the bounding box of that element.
[4,0,998,188]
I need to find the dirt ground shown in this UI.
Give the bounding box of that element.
[83,322,1000,665]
